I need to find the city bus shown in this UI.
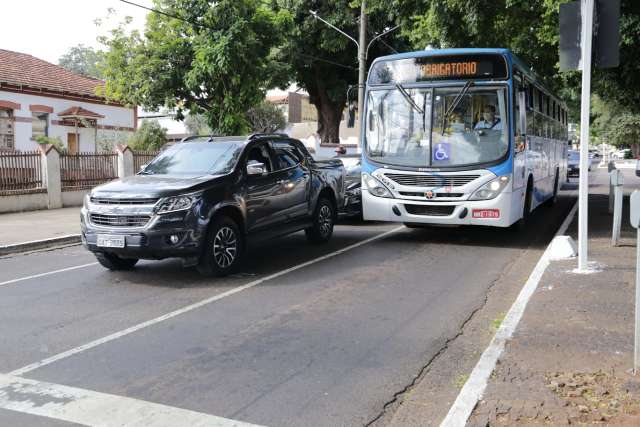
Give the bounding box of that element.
[360,48,568,228]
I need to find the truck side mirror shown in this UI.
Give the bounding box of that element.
[247,161,266,176]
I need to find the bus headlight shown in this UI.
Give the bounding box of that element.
[362,173,392,198]
[469,176,510,200]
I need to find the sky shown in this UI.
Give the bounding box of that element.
[0,0,152,64]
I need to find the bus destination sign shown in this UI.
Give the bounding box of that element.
[420,61,479,79]
[368,54,508,85]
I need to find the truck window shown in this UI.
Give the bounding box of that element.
[271,141,303,170]
[246,144,273,173]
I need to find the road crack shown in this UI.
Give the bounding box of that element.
[364,247,527,427]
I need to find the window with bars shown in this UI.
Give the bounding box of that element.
[0,109,14,150]
[32,112,48,138]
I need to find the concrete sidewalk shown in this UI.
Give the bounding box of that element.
[0,207,81,252]
[467,172,640,425]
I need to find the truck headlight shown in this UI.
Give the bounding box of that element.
[154,193,201,214]
[469,176,510,201]
[362,173,392,198]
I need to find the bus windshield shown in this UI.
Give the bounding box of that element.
[365,86,509,168]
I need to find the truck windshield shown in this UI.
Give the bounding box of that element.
[365,86,508,168]
[142,142,243,176]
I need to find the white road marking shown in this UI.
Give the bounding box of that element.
[0,373,262,427]
[440,200,578,427]
[0,262,99,288]
[10,226,404,376]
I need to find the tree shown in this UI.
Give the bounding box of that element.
[273,1,407,144]
[128,120,167,151]
[246,101,287,133]
[100,0,290,135]
[184,114,212,136]
[58,45,105,79]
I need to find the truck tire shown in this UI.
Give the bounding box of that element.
[197,216,244,277]
[305,197,335,243]
[95,252,138,270]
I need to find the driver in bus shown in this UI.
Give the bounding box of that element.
[474,105,502,130]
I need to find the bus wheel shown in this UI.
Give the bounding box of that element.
[512,183,532,231]
[546,171,559,206]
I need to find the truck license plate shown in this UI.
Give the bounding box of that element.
[472,209,500,219]
[97,234,125,248]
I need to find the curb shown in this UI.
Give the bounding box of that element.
[0,234,82,256]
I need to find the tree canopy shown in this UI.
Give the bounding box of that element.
[58,45,105,79]
[100,0,290,135]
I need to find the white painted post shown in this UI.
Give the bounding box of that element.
[39,144,62,209]
[116,145,134,178]
[611,170,624,246]
[578,0,595,271]
[629,190,640,374]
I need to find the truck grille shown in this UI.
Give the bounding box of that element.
[384,173,480,187]
[404,204,456,216]
[90,214,151,227]
[90,197,159,205]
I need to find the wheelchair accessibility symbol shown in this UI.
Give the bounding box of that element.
[433,143,450,162]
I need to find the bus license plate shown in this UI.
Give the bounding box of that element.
[472,209,500,219]
[97,234,125,248]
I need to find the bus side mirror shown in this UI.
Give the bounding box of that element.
[347,102,356,128]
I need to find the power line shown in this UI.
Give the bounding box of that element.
[119,0,356,71]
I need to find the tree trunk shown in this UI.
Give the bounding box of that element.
[306,69,346,145]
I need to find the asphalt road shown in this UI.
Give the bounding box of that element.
[0,184,577,426]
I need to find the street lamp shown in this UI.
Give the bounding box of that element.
[366,25,400,59]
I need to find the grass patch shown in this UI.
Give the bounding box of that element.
[454,373,469,389]
[491,312,506,331]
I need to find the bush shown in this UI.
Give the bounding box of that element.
[245,102,287,133]
[35,135,65,152]
[128,120,167,151]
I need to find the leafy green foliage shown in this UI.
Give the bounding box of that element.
[128,120,168,151]
[184,114,213,136]
[273,0,408,143]
[34,136,65,153]
[58,45,105,79]
[246,101,287,132]
[100,0,290,135]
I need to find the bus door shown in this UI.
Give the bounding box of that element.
[512,75,526,190]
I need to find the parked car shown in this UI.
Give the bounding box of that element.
[335,153,362,218]
[612,149,632,160]
[81,134,346,276]
[567,150,592,177]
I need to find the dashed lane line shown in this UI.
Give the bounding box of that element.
[0,373,263,427]
[9,226,404,376]
[0,262,99,288]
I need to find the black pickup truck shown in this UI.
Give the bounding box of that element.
[81,134,345,276]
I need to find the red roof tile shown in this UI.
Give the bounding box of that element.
[0,49,104,99]
[58,106,105,119]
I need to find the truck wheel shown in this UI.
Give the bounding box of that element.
[306,197,335,243]
[95,252,138,270]
[197,216,244,277]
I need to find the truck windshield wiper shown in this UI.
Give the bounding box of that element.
[441,80,474,135]
[395,83,424,115]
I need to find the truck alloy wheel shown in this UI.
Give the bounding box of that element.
[197,216,244,276]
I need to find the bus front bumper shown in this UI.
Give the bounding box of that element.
[362,190,523,228]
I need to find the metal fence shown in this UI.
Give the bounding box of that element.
[133,150,159,172]
[0,151,44,195]
[60,152,118,190]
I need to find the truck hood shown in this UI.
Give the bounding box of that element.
[91,174,222,198]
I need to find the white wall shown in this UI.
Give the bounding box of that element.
[0,90,134,152]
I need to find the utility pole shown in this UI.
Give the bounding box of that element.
[357,0,367,128]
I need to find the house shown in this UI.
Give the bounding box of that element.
[266,92,318,124]
[0,49,136,153]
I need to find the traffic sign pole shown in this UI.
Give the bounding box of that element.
[578,0,595,271]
